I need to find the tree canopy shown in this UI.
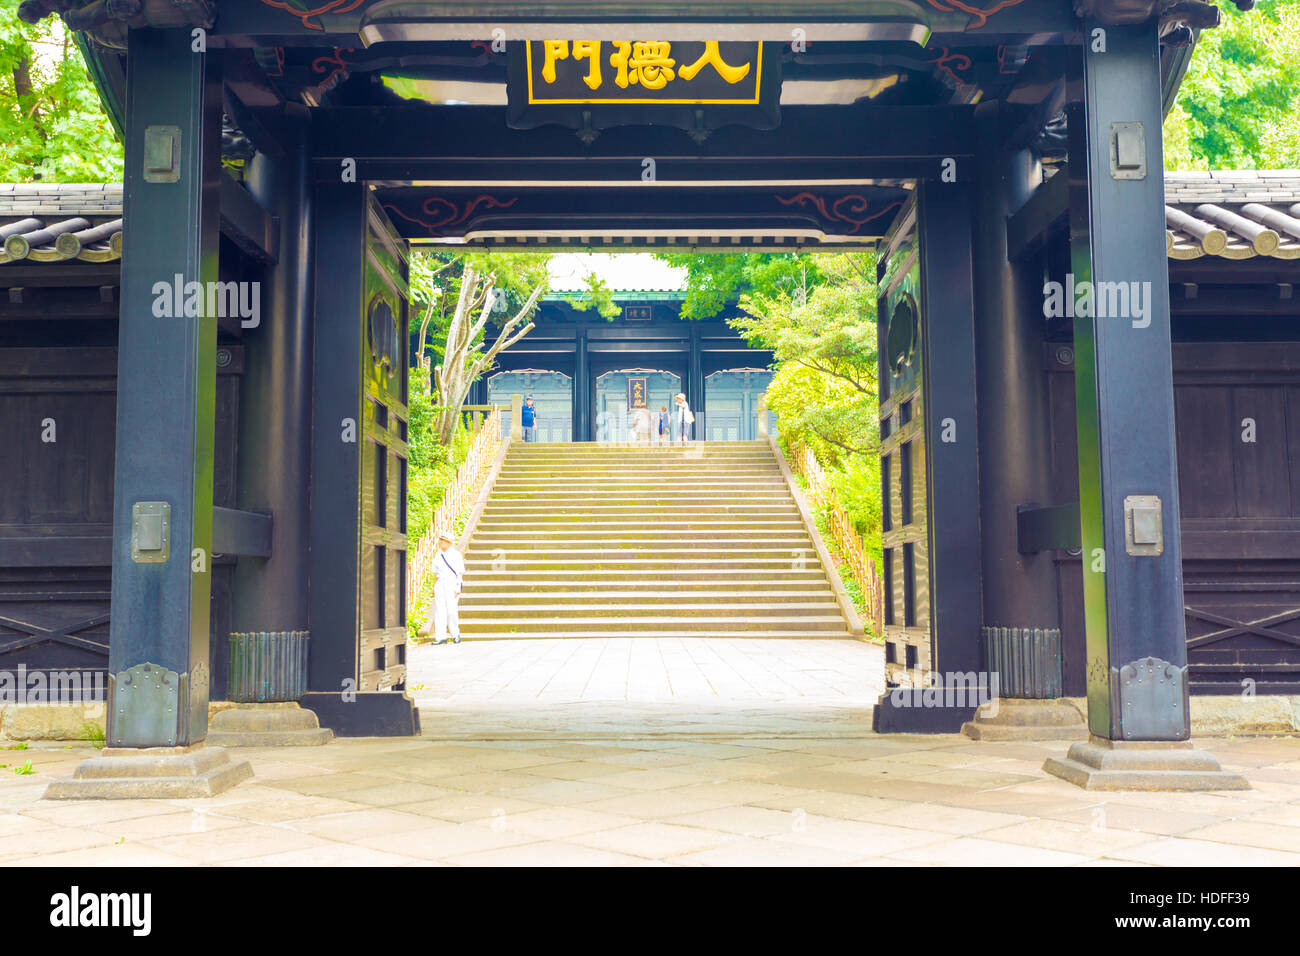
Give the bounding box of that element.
[0,4,123,182]
[1163,0,1300,169]
[3,1,1295,181]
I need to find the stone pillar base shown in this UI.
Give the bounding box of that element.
[1043,735,1251,791]
[42,743,253,800]
[206,702,333,747]
[961,697,1088,741]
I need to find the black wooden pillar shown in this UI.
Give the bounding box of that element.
[308,182,366,693]
[970,108,1067,683]
[873,182,983,733]
[1068,22,1187,742]
[227,112,314,686]
[917,180,983,681]
[575,328,589,441]
[106,30,222,746]
[687,323,704,436]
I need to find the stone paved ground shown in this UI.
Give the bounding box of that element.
[3,639,1300,866]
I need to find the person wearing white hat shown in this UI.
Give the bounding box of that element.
[423,528,465,645]
[673,393,695,442]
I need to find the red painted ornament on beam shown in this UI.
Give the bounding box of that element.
[774,193,904,236]
[923,0,1032,31]
[927,47,973,86]
[383,196,519,235]
[257,0,368,32]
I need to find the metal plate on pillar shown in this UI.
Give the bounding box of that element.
[1114,656,1188,740]
[109,661,183,748]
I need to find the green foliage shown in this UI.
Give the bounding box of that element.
[80,722,105,749]
[12,760,35,775]
[737,252,879,460]
[654,252,822,320]
[827,452,883,557]
[692,251,884,585]
[0,7,122,181]
[1164,0,1300,169]
[405,368,472,545]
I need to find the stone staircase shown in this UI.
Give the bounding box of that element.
[459,441,858,640]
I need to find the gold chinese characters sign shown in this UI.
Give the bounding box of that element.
[527,40,762,104]
[507,40,781,138]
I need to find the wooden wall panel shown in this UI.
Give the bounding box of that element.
[0,344,241,695]
[1050,339,1300,693]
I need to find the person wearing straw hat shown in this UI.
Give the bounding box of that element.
[421,528,465,645]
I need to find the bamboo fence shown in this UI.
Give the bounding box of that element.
[406,405,502,607]
[789,441,886,636]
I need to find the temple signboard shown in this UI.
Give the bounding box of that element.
[628,377,648,410]
[507,40,781,140]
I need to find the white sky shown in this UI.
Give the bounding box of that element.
[547,253,687,292]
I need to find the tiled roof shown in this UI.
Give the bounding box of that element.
[5,175,1299,266]
[0,183,123,264]
[543,289,686,302]
[1165,170,1300,260]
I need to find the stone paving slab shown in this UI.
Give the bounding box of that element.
[4,726,1299,866]
[5,638,1300,866]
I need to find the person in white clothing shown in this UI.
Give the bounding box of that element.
[423,528,465,645]
[674,393,695,442]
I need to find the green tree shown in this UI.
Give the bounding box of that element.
[1164,0,1300,169]
[653,252,823,320]
[733,252,879,460]
[406,250,619,443]
[0,5,122,181]
[410,251,618,376]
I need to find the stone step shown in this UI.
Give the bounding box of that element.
[475,520,807,532]
[467,545,818,558]
[504,458,776,466]
[463,570,832,584]
[496,468,780,476]
[495,475,785,481]
[496,467,781,474]
[509,444,769,452]
[458,615,851,633]
[501,459,777,468]
[488,494,792,503]
[491,480,790,490]
[464,561,827,574]
[452,437,856,642]
[462,579,830,591]
[471,527,810,540]
[486,502,795,509]
[460,601,840,617]
[460,589,836,603]
[483,509,795,515]
[454,629,857,641]
[504,463,777,468]
[465,550,823,561]
[499,459,780,467]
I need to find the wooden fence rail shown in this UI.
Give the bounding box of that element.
[789,440,886,636]
[407,405,502,608]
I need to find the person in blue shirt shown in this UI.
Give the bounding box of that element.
[657,405,670,443]
[520,396,538,441]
